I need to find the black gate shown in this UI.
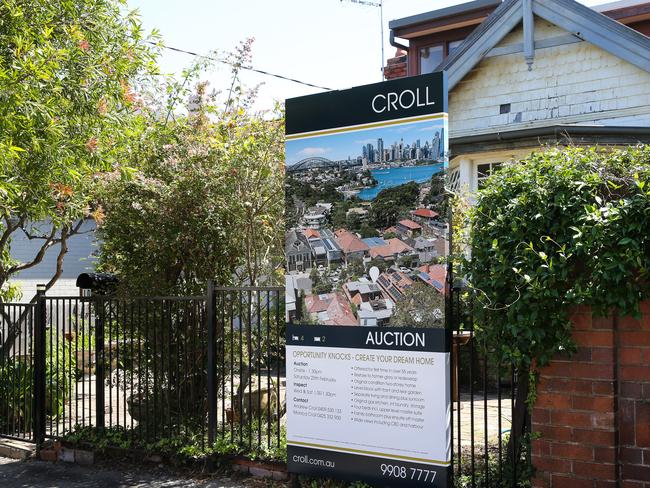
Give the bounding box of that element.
[449,288,530,487]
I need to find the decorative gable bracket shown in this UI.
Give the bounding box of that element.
[440,0,650,90]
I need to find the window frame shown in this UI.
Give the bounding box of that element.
[408,26,475,75]
[476,162,503,189]
[418,43,445,75]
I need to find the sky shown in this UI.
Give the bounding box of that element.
[286,117,446,165]
[127,0,607,112]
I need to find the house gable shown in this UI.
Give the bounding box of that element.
[448,15,650,137]
[441,0,650,89]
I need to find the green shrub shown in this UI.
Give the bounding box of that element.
[0,335,76,432]
[467,146,650,370]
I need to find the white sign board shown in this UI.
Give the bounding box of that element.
[286,325,451,487]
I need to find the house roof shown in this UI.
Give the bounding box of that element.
[285,230,310,252]
[345,281,381,295]
[412,208,440,219]
[414,236,436,250]
[388,0,501,35]
[418,264,448,294]
[303,229,320,239]
[438,0,650,90]
[398,219,422,230]
[369,238,414,259]
[377,269,414,301]
[305,292,358,326]
[362,237,388,248]
[335,230,370,254]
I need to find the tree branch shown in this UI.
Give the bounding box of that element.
[43,226,70,292]
[7,227,57,274]
[8,219,86,275]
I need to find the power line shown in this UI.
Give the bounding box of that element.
[149,41,334,91]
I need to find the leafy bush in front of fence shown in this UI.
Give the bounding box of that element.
[466,145,650,371]
[46,335,78,417]
[0,336,76,433]
[0,357,32,433]
[63,420,287,464]
[454,434,533,488]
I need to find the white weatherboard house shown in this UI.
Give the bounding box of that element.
[9,220,98,301]
[385,0,650,194]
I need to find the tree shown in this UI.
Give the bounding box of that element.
[424,173,449,217]
[330,203,349,229]
[369,181,419,229]
[97,42,284,296]
[391,283,445,327]
[346,213,362,233]
[310,267,332,295]
[359,223,379,238]
[0,0,156,359]
[368,258,388,273]
[340,259,365,282]
[0,0,156,302]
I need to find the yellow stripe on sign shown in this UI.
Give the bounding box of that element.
[286,113,448,141]
[287,439,451,466]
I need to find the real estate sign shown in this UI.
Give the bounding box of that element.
[286,325,451,487]
[284,73,450,486]
[285,72,449,328]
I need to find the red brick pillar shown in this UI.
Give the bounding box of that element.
[383,50,408,80]
[532,306,618,488]
[532,301,650,487]
[618,301,650,484]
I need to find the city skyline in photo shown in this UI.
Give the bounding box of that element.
[285,116,448,167]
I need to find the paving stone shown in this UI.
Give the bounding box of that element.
[0,439,35,460]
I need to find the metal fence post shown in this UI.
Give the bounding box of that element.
[95,296,105,430]
[33,284,47,447]
[206,280,216,445]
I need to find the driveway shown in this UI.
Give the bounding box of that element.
[0,456,285,488]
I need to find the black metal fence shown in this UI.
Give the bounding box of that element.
[449,288,530,488]
[0,303,36,441]
[0,284,284,457]
[0,284,526,486]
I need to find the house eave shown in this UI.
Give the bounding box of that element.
[450,125,650,155]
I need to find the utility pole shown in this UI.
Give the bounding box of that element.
[340,0,385,80]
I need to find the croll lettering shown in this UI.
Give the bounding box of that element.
[371,86,436,114]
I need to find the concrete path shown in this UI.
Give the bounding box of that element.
[0,457,283,488]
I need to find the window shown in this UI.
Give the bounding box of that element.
[419,44,444,74]
[448,39,464,56]
[417,39,466,74]
[477,162,502,189]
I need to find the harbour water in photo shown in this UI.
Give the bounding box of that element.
[357,163,445,200]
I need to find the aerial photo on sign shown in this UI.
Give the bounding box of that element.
[285,113,449,328]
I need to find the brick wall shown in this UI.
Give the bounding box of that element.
[384,51,407,80]
[618,301,650,484]
[532,301,650,487]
